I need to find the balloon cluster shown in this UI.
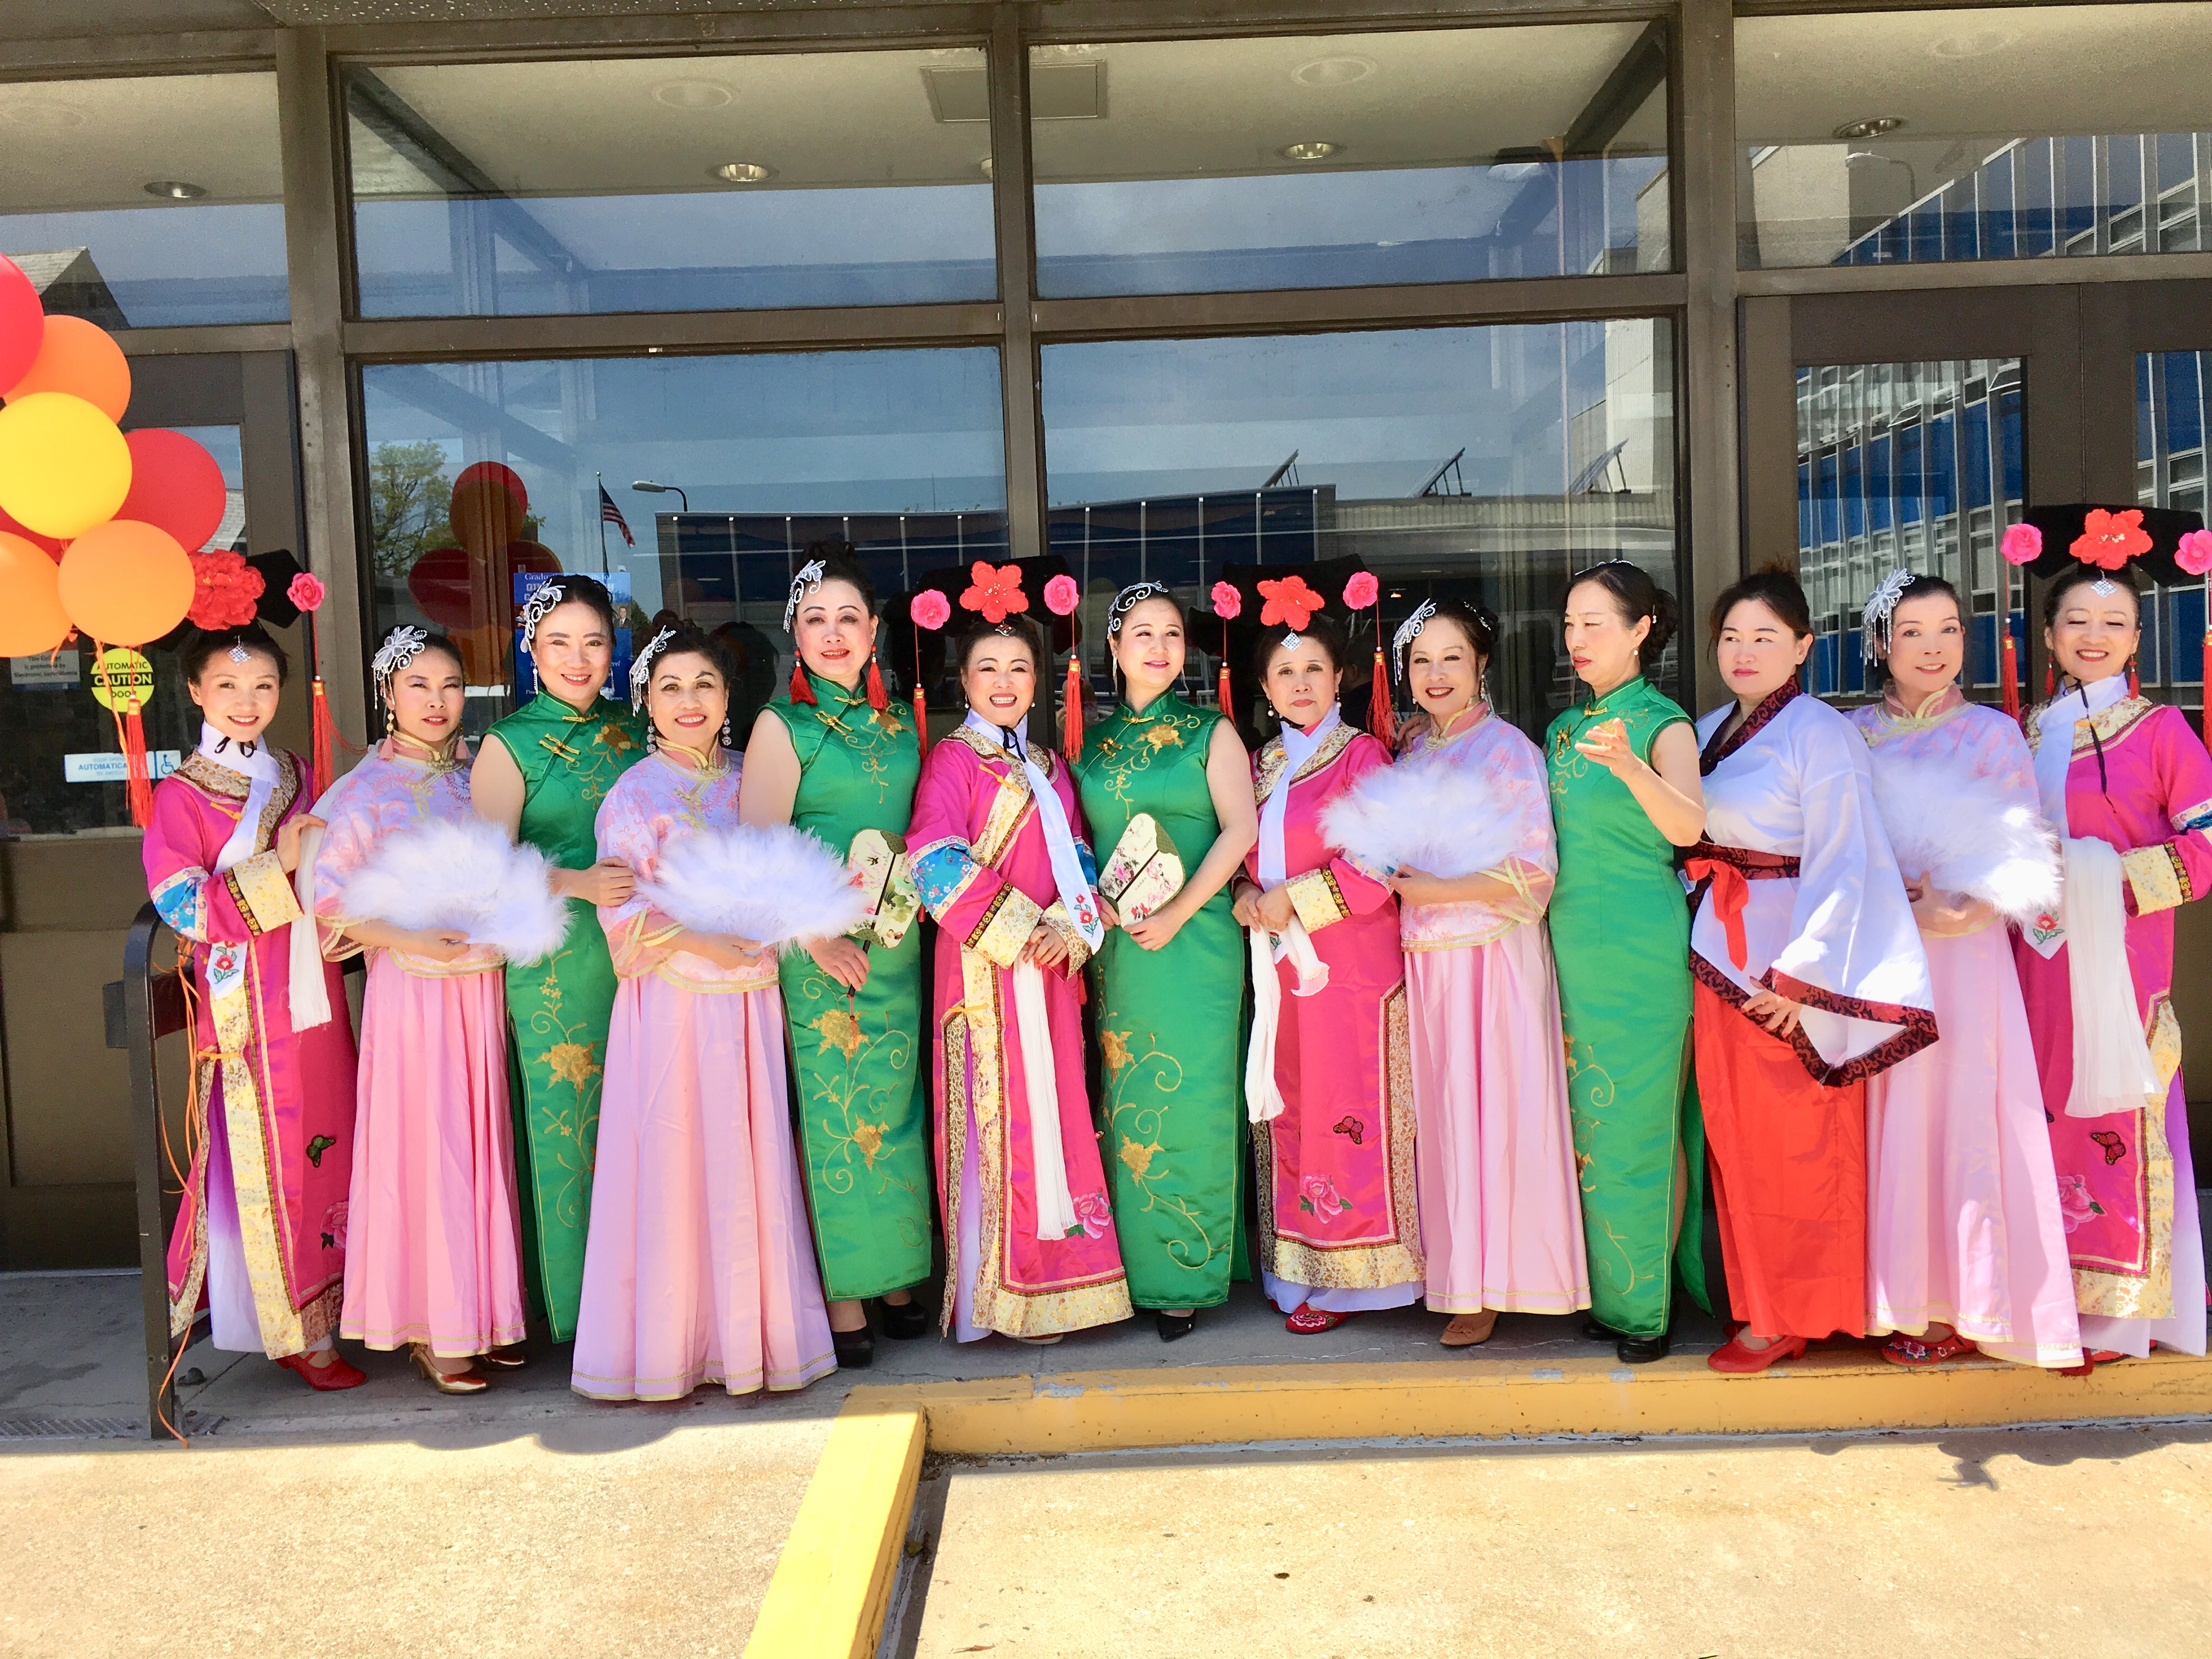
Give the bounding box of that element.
[404,460,558,684]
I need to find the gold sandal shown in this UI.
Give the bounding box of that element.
[410,1342,488,1394]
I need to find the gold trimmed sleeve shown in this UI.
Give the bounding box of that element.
[225,851,303,935]
[968,883,1044,969]
[1285,867,1350,933]
[1040,900,1094,972]
[2122,843,2192,916]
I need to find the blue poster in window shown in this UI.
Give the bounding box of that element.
[513,570,633,701]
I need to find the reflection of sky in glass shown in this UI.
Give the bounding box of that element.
[0,205,287,326]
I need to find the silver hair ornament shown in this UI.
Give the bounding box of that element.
[371,625,430,708]
[518,581,566,648]
[629,625,678,711]
[2092,577,2117,596]
[782,558,827,634]
[227,641,252,663]
[1390,600,1437,683]
[1860,567,1915,665]
[1106,581,1171,636]
[1280,631,1302,652]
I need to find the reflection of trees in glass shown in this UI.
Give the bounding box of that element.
[367,441,453,578]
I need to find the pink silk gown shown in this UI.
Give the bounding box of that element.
[571,747,836,1398]
[1395,708,1589,1316]
[911,724,1133,1341]
[315,737,527,1358]
[144,746,358,1357]
[1247,721,1423,1314]
[1848,690,2081,1367]
[2015,686,2212,1358]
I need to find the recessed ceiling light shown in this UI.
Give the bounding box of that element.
[1930,30,2016,59]
[1833,116,1904,141]
[1293,57,1374,87]
[709,161,775,184]
[978,156,994,179]
[1279,140,1340,162]
[653,80,733,110]
[144,180,208,200]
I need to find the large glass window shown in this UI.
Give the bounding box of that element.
[0,73,287,326]
[1795,360,2027,699]
[1040,321,1677,737]
[1030,23,1669,298]
[2137,348,2210,712]
[347,50,999,318]
[1740,4,2212,269]
[360,348,1006,736]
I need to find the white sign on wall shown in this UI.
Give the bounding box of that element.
[64,751,182,784]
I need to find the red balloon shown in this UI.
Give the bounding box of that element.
[0,255,39,396]
[507,539,561,579]
[117,429,228,553]
[0,500,62,561]
[405,545,475,629]
[453,461,526,512]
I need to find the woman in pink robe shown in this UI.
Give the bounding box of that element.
[1232,602,1421,1334]
[911,603,1132,1344]
[315,628,527,1392]
[572,618,836,1398]
[144,624,362,1390]
[1848,576,2081,1369]
[2015,555,2212,1365]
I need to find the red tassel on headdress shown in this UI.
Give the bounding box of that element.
[1217,660,1233,716]
[2000,629,2021,724]
[311,675,337,797]
[789,661,816,706]
[912,685,928,757]
[865,652,888,713]
[1063,653,1085,763]
[121,697,155,829]
[2202,628,2211,748]
[1367,647,1393,746]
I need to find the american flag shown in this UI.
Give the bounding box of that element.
[599,483,635,547]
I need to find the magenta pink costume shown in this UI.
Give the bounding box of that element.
[1246,714,1423,1314]
[911,718,1132,1341]
[2015,677,2211,1357]
[1849,690,2081,1366]
[145,734,357,1357]
[315,736,527,1358]
[1395,708,1589,1316]
[571,747,836,1398]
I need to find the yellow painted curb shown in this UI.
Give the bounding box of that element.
[741,1400,923,1659]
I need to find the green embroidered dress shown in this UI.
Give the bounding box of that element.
[766,672,933,1301]
[1073,693,1248,1310]
[1544,676,1708,1339]
[483,690,647,1340]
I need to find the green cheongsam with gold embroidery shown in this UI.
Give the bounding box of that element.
[768,671,932,1302]
[485,690,647,1340]
[1544,675,1708,1339]
[1073,692,1248,1310]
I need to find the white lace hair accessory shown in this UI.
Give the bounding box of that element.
[1106,581,1171,636]
[1860,566,1915,664]
[1390,599,1437,682]
[518,580,566,648]
[371,625,430,708]
[783,558,827,633]
[629,625,678,710]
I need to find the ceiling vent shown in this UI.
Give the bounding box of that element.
[922,61,1107,123]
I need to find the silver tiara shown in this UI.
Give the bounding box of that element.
[1106,581,1171,636]
[1390,600,1437,682]
[629,625,677,710]
[518,581,566,648]
[782,558,826,633]
[371,625,430,708]
[1860,567,1914,664]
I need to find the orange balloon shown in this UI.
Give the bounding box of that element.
[4,315,132,421]
[58,519,193,648]
[0,531,71,656]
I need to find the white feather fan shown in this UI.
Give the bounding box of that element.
[1318,753,1526,880]
[635,823,870,951]
[330,816,570,966]
[1866,751,2061,925]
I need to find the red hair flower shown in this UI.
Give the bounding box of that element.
[187,549,264,630]
[2176,528,2212,578]
[1043,574,1081,616]
[958,561,1029,626]
[1999,523,2042,567]
[910,588,952,631]
[1343,571,1379,610]
[287,571,326,612]
[2071,507,2152,572]
[1210,580,1242,620]
[1257,573,1323,632]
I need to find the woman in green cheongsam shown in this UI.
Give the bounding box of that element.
[1543,562,1709,1365]
[1073,584,1257,1341]
[472,575,647,1344]
[739,544,931,1368]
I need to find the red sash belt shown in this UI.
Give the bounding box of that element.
[1683,840,1801,970]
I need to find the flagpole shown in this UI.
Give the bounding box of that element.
[596,471,610,575]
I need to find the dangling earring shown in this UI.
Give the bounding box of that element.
[721,714,733,748]
[2044,657,2056,701]
[789,659,816,706]
[2128,653,2141,698]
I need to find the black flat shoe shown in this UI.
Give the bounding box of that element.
[1155,1310,1197,1344]
[877,1297,931,1340]
[1615,1333,1670,1364]
[1581,1316,1622,1342]
[832,1325,875,1369]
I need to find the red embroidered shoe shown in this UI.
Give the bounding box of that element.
[1706,1332,1808,1374]
[1883,1330,1978,1368]
[274,1350,367,1391]
[1284,1304,1352,1335]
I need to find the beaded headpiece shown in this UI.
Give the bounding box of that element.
[227,641,252,663]
[1860,567,1915,664]
[630,625,678,711]
[782,559,827,634]
[370,625,431,709]
[517,581,565,648]
[1389,600,1437,682]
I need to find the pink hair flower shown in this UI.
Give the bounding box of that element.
[1999,523,2042,567]
[287,571,327,612]
[1043,573,1081,616]
[2177,528,2212,578]
[1343,571,1379,610]
[1210,580,1242,620]
[910,589,952,631]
